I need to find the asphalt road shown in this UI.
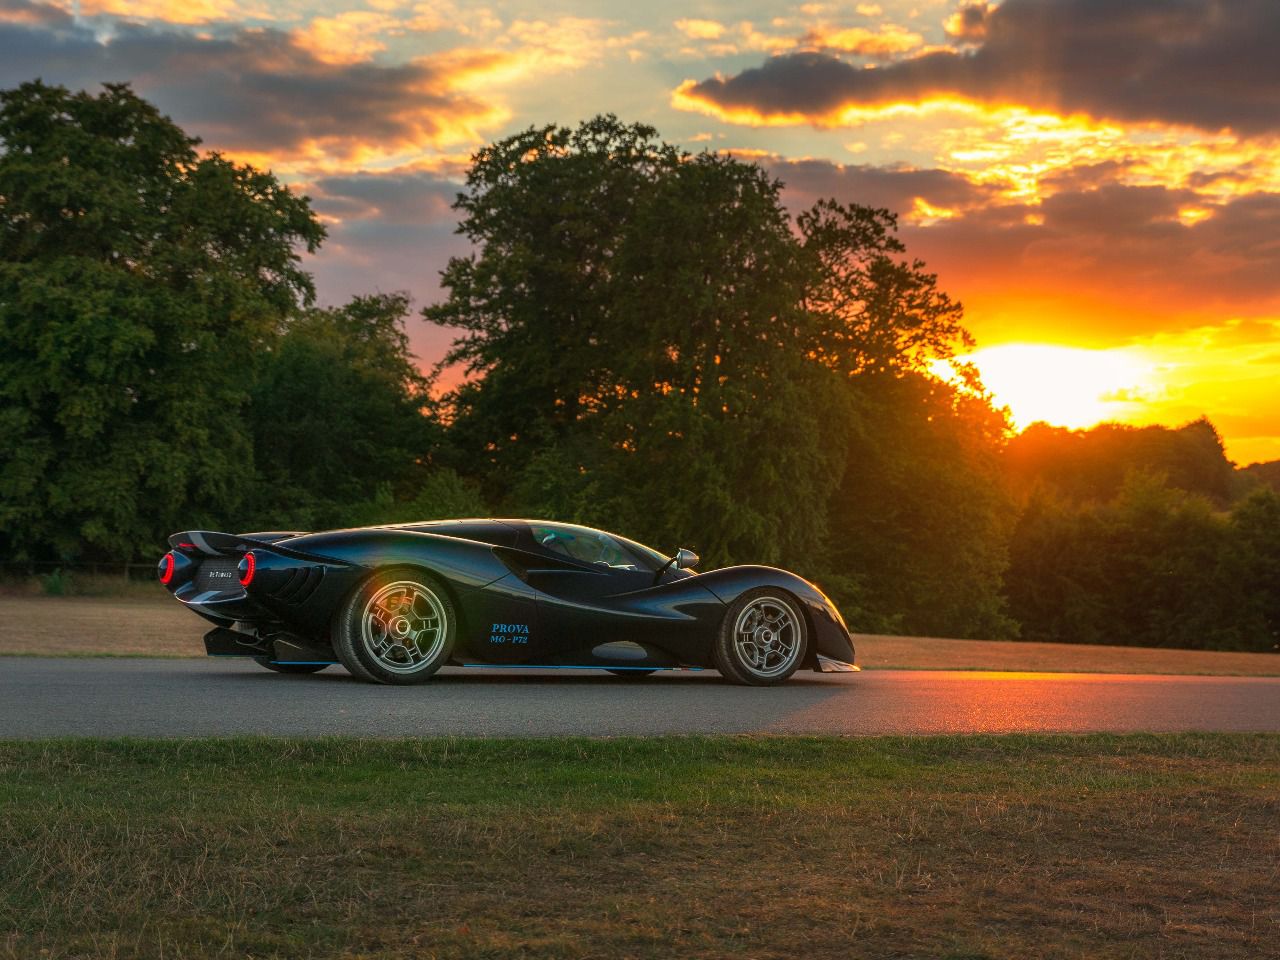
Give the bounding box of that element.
[3,657,1279,737]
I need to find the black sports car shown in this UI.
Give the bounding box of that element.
[158,519,857,685]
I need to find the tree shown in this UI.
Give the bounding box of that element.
[1005,418,1237,506]
[823,371,1016,638]
[797,199,972,376]
[246,293,439,529]
[1231,487,1280,650]
[795,200,1009,636]
[427,117,682,497]
[0,81,323,560]
[1007,473,1271,650]
[427,117,850,569]
[427,117,995,584]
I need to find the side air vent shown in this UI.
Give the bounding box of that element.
[272,566,326,605]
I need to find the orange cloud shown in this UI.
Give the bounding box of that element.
[292,11,399,65]
[800,23,923,57]
[674,18,725,40]
[63,0,271,23]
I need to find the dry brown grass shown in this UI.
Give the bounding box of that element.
[1,595,1278,676]
[859,632,1280,676]
[1,735,1277,959]
[0,596,201,657]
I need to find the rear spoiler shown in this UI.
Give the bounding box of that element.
[166,530,315,561]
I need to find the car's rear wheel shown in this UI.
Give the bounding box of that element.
[253,657,328,675]
[332,568,456,684]
[713,589,808,685]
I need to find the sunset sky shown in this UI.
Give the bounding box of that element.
[4,0,1278,463]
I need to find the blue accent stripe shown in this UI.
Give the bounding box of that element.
[459,664,704,671]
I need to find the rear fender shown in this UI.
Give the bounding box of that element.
[281,529,514,592]
[163,531,360,634]
[274,529,526,652]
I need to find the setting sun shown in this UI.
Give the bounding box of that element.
[958,344,1158,431]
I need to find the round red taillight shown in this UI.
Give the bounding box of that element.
[158,552,175,585]
[238,551,256,588]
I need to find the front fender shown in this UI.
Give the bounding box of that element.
[695,565,856,668]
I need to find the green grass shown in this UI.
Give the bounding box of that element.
[3,735,1278,958]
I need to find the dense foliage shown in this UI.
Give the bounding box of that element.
[0,82,322,559]
[1,88,1275,651]
[245,293,442,530]
[1005,418,1238,505]
[427,120,852,568]
[1005,419,1278,651]
[825,371,1015,639]
[1008,476,1273,651]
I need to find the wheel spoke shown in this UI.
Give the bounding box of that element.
[361,581,448,675]
[731,596,801,679]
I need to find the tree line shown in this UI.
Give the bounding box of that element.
[1,83,1276,651]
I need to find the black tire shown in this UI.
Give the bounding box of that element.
[253,657,328,675]
[713,588,808,686]
[331,567,457,685]
[606,669,658,678]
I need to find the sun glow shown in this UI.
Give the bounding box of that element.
[955,344,1159,430]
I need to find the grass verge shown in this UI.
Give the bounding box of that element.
[2,734,1278,959]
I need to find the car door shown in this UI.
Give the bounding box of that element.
[520,523,659,655]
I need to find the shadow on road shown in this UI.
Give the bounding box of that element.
[206,664,844,688]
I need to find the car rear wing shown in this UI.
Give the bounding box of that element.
[166,530,312,560]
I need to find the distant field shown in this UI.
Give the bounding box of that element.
[2,734,1277,959]
[0,594,1277,675]
[857,632,1280,676]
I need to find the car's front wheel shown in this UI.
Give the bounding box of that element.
[713,589,808,685]
[332,568,456,684]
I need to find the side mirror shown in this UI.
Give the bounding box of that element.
[654,547,700,585]
[675,548,699,570]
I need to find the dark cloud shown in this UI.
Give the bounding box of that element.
[768,157,1280,337]
[0,0,71,26]
[763,157,997,217]
[945,2,991,41]
[0,1,500,160]
[307,170,460,227]
[682,0,1280,136]
[909,187,1280,333]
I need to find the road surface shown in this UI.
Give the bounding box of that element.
[3,657,1279,737]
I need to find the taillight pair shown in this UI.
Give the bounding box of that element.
[157,550,255,588]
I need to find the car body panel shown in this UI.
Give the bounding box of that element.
[159,519,857,672]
